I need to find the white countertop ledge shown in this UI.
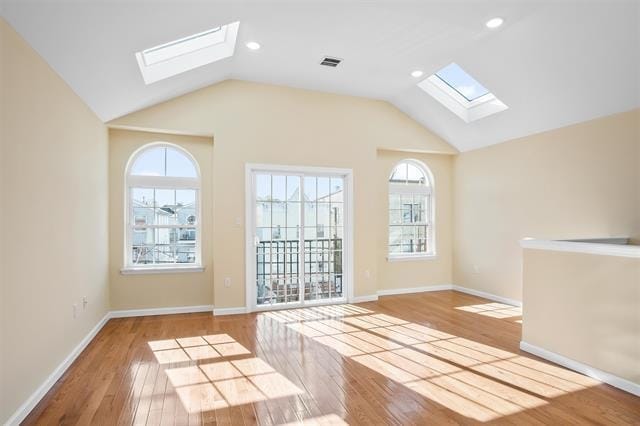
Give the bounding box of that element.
[520,238,640,258]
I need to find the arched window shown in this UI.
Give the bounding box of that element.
[125,143,201,270]
[388,160,435,259]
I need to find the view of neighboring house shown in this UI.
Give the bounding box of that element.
[131,193,197,264]
[255,179,344,304]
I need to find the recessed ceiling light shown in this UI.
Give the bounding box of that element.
[246,41,261,50]
[411,70,424,78]
[485,17,504,29]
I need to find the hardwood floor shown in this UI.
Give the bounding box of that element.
[23,291,640,425]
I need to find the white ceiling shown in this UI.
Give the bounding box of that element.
[2,0,639,151]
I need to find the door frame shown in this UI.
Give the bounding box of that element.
[244,163,354,313]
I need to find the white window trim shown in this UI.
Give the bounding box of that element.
[388,159,436,261]
[387,253,438,262]
[121,265,205,275]
[123,142,202,273]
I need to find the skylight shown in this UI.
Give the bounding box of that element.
[141,27,226,66]
[135,22,239,84]
[417,62,508,123]
[435,63,489,102]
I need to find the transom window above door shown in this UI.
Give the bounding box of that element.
[123,143,202,273]
[388,160,435,260]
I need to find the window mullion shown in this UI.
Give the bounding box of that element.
[127,145,201,269]
[388,160,435,258]
[152,188,157,265]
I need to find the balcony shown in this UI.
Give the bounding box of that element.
[257,238,343,305]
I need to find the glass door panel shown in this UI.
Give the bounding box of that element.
[256,174,301,306]
[303,176,344,301]
[254,171,345,309]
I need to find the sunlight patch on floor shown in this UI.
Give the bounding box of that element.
[148,335,304,414]
[456,302,522,319]
[264,304,372,324]
[262,306,601,422]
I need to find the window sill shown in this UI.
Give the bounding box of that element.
[387,254,437,262]
[120,265,205,275]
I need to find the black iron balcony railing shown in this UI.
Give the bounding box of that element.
[256,238,343,304]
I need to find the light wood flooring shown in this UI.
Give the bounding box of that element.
[23,291,640,425]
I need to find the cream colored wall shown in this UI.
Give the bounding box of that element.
[522,248,640,384]
[110,80,457,308]
[453,109,640,301]
[377,150,453,290]
[1,8,636,421]
[109,129,214,310]
[0,18,109,424]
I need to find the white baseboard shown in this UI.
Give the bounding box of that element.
[5,304,216,425]
[110,304,213,318]
[5,287,523,425]
[520,341,640,396]
[377,284,453,296]
[5,312,111,426]
[213,306,248,316]
[375,284,522,307]
[350,294,379,303]
[452,285,522,307]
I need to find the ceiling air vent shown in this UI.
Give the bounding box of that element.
[320,56,342,67]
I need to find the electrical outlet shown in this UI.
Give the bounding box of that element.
[224,277,232,288]
[364,270,371,279]
[82,296,88,310]
[72,303,78,319]
[473,265,480,274]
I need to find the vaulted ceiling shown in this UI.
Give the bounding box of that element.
[2,0,638,151]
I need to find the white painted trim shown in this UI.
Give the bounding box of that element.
[452,285,522,307]
[520,238,639,258]
[110,304,213,318]
[4,313,111,426]
[387,254,437,262]
[244,164,254,313]
[5,304,219,424]
[251,297,349,313]
[520,341,640,397]
[5,286,530,425]
[387,159,437,261]
[123,142,203,271]
[120,266,204,275]
[350,294,379,303]
[377,284,452,296]
[127,175,199,188]
[213,306,249,316]
[344,170,355,306]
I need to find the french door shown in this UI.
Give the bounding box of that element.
[246,165,352,311]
